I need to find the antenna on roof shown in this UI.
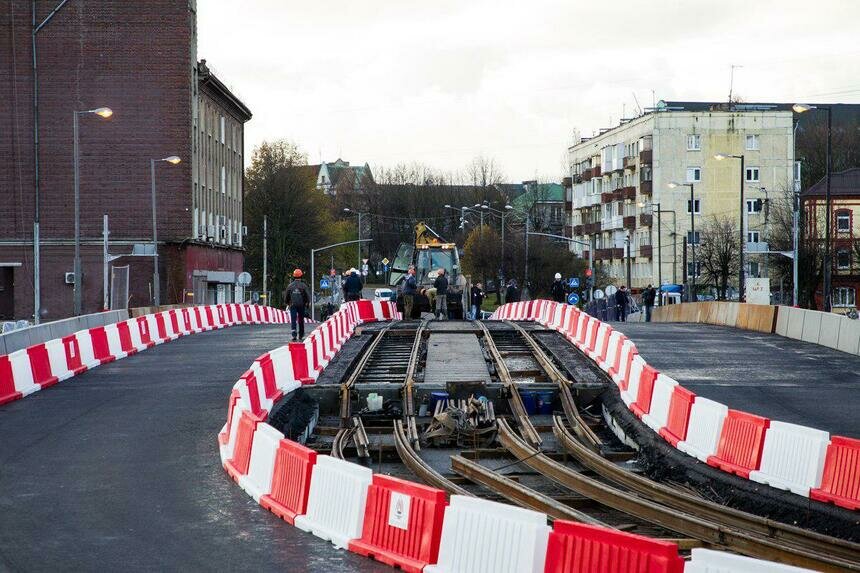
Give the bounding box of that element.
[651,89,656,109]
[632,92,642,116]
[728,64,743,103]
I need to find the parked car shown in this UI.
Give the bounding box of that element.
[374,288,396,302]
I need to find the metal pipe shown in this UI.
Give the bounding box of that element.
[824,108,832,312]
[103,214,109,310]
[73,111,81,315]
[150,159,160,306]
[262,215,267,305]
[740,154,746,301]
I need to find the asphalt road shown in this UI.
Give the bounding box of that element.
[0,325,387,573]
[612,322,860,438]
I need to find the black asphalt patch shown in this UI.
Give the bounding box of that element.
[0,325,388,572]
[610,322,860,438]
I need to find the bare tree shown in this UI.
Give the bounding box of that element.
[466,156,506,188]
[697,215,740,300]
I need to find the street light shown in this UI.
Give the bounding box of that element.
[714,152,746,301]
[72,106,113,316]
[150,155,181,306]
[669,181,697,301]
[343,208,367,270]
[639,200,678,292]
[793,103,833,311]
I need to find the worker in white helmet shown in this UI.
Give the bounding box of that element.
[551,272,566,303]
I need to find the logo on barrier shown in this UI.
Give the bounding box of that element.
[388,491,411,530]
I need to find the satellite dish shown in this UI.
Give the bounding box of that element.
[605,285,618,296]
[593,289,605,300]
[237,272,252,286]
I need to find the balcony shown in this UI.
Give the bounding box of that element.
[623,216,636,230]
[562,176,572,188]
[640,245,653,258]
[601,191,620,203]
[620,186,636,201]
[602,215,623,230]
[640,180,653,195]
[639,213,653,226]
[595,248,612,260]
[582,250,590,261]
[583,222,602,234]
[639,149,652,164]
[623,156,637,169]
[592,165,602,178]
[573,224,584,235]
[565,201,572,212]
[582,168,593,182]
[611,247,624,259]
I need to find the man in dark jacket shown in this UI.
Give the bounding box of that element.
[615,285,628,322]
[470,282,485,320]
[433,268,449,320]
[402,267,418,319]
[284,269,310,340]
[642,284,657,322]
[505,279,520,303]
[550,272,566,303]
[344,269,363,302]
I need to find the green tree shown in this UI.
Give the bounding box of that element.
[244,140,336,307]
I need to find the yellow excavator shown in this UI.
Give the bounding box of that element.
[389,223,467,318]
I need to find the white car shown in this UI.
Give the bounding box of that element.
[374,288,395,302]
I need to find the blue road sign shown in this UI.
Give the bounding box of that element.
[567,292,580,305]
[320,278,330,289]
[568,277,580,289]
[382,264,389,272]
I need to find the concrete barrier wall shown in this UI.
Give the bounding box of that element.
[0,310,129,356]
[129,304,190,318]
[654,302,860,357]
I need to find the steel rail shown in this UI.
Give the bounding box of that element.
[503,320,602,450]
[552,415,860,566]
[474,321,542,448]
[393,420,471,497]
[497,419,857,572]
[450,455,608,526]
[338,322,396,421]
[401,322,426,447]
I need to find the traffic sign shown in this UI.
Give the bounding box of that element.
[381,257,390,266]
[567,292,580,305]
[362,258,369,264]
[585,268,593,277]
[320,278,330,289]
[605,284,618,297]
[568,277,580,289]
[593,289,605,300]
[329,268,336,277]
[382,264,389,272]
[237,271,252,286]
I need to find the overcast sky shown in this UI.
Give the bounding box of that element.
[198,0,860,182]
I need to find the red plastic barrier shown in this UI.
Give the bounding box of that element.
[348,475,447,573]
[659,386,696,446]
[255,355,282,403]
[115,321,137,355]
[288,341,314,385]
[618,349,637,392]
[224,410,266,481]
[260,439,318,524]
[239,370,266,416]
[707,410,770,478]
[356,300,376,322]
[136,316,155,348]
[544,520,684,573]
[168,310,183,336]
[630,364,659,418]
[596,327,612,366]
[27,344,59,389]
[218,389,242,447]
[810,436,860,510]
[62,334,86,375]
[88,326,116,364]
[0,356,22,405]
[607,335,627,380]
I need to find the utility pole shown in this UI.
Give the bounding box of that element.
[103,214,109,311]
[524,214,530,298]
[625,235,632,289]
[262,215,268,305]
[793,190,800,306]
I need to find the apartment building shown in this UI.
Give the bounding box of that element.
[568,101,796,292]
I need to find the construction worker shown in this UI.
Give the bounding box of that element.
[433,268,449,320]
[402,267,417,319]
[284,269,310,341]
[551,272,566,303]
[344,268,363,302]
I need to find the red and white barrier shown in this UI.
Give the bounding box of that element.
[238,422,284,501]
[642,374,679,433]
[676,397,728,463]
[706,410,769,478]
[685,547,814,572]
[750,422,830,496]
[810,436,860,510]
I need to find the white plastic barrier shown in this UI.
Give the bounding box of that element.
[294,455,373,549]
[161,311,181,340]
[600,331,622,372]
[74,330,101,369]
[238,423,284,501]
[642,374,679,432]
[425,495,551,573]
[103,323,128,361]
[749,421,830,496]
[685,548,815,572]
[220,399,246,463]
[126,319,148,352]
[612,340,635,386]
[45,338,75,382]
[621,354,646,406]
[677,397,729,462]
[7,349,40,396]
[574,315,590,348]
[587,323,609,362]
[246,366,275,414]
[268,347,297,391]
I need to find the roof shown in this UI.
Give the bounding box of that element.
[802,168,860,198]
[321,159,374,189]
[511,183,565,211]
[197,60,252,122]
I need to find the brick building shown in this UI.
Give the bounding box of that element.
[0,1,251,321]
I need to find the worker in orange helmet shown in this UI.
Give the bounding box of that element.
[283,268,310,340]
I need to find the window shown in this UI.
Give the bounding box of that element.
[687,262,702,277]
[837,249,851,269]
[794,161,802,183]
[745,167,760,182]
[746,199,763,214]
[687,231,700,245]
[220,116,225,144]
[686,167,701,182]
[687,199,701,214]
[748,261,760,277]
[836,210,851,232]
[220,166,226,194]
[748,231,760,243]
[745,134,760,150]
[834,287,856,308]
[687,134,701,151]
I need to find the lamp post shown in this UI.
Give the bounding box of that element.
[624,234,632,289]
[72,106,113,315]
[639,201,677,298]
[481,203,513,296]
[793,104,833,311]
[310,239,372,321]
[343,208,367,270]
[715,152,746,301]
[150,155,181,306]
[669,182,696,301]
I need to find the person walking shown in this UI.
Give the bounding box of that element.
[284,269,310,341]
[344,268,363,302]
[550,273,566,303]
[470,282,485,320]
[642,284,656,323]
[433,268,449,320]
[615,285,628,322]
[402,267,417,319]
[506,279,520,303]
